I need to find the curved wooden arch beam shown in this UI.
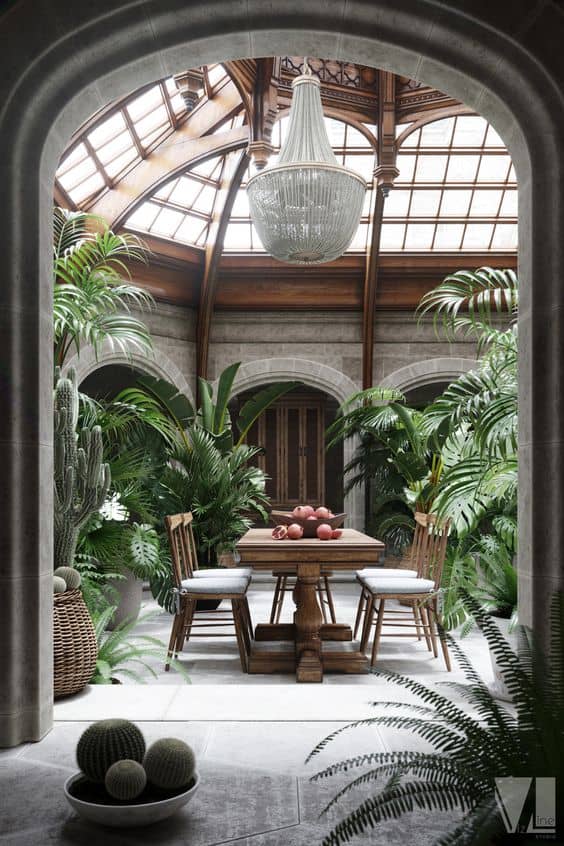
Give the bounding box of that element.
[87,80,245,227]
[196,150,250,384]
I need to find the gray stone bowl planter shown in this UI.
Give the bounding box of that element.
[63,770,200,827]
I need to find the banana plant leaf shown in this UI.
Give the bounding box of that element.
[212,361,240,434]
[137,375,195,434]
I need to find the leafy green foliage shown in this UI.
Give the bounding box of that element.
[91,606,189,684]
[53,207,154,368]
[308,593,564,846]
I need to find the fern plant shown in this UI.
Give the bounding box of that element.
[308,593,564,846]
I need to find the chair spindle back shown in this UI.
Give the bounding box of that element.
[409,511,451,589]
[165,511,199,587]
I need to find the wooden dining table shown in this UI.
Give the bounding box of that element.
[236,528,385,682]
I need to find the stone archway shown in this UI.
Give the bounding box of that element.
[380,358,478,395]
[214,358,363,529]
[64,343,195,405]
[1,0,563,744]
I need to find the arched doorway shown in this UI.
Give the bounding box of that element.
[2,2,563,745]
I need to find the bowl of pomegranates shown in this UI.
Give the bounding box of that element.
[270,506,346,539]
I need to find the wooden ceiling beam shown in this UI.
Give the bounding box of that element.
[196,150,250,383]
[362,70,399,389]
[247,58,280,170]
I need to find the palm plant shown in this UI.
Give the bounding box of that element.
[308,593,564,846]
[53,206,154,368]
[91,606,189,684]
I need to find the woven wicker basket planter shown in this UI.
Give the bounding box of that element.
[53,589,98,699]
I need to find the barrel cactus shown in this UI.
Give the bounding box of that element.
[54,566,81,590]
[54,367,110,571]
[76,719,146,783]
[144,738,196,790]
[105,759,147,801]
[53,575,67,593]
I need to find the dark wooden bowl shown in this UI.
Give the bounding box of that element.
[270,510,346,538]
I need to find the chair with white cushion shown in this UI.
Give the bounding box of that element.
[164,512,253,672]
[358,513,452,670]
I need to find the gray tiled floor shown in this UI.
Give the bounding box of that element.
[0,581,489,844]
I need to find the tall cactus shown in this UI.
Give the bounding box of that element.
[54,368,111,570]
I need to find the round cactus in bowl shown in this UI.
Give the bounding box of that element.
[64,719,200,827]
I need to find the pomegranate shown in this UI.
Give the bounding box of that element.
[331,529,343,539]
[306,515,317,520]
[316,523,333,541]
[292,505,309,520]
[287,523,304,540]
[315,506,331,520]
[303,505,315,518]
[271,525,288,540]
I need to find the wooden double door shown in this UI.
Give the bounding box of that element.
[247,394,325,509]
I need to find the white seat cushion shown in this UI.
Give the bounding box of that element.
[180,577,249,595]
[192,567,252,579]
[357,567,417,579]
[362,577,436,595]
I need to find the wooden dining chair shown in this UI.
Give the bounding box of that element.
[269,571,337,624]
[358,513,452,670]
[164,512,253,672]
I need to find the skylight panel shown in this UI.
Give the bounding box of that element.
[445,154,480,182]
[88,113,126,148]
[409,190,441,217]
[477,154,511,182]
[469,189,502,216]
[433,223,464,249]
[362,189,373,217]
[136,105,168,141]
[71,172,105,204]
[57,143,88,175]
[396,155,416,182]
[150,207,184,237]
[126,86,163,121]
[125,201,161,230]
[349,222,368,250]
[345,154,374,180]
[485,125,505,147]
[345,125,372,148]
[224,221,252,250]
[384,189,411,217]
[165,78,187,115]
[462,223,494,249]
[169,177,202,209]
[231,188,250,218]
[104,147,138,179]
[452,116,487,147]
[439,189,472,216]
[191,157,223,179]
[415,155,447,182]
[142,126,170,150]
[191,184,217,214]
[491,223,518,249]
[420,117,454,147]
[404,223,435,250]
[380,223,405,249]
[207,64,227,88]
[174,214,208,245]
[500,189,518,216]
[57,156,97,191]
[96,130,133,164]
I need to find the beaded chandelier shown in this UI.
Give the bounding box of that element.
[247,61,367,265]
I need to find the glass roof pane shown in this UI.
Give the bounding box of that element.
[420,118,455,147]
[57,156,96,190]
[191,157,223,179]
[88,113,126,149]
[192,184,217,214]
[396,122,413,139]
[384,189,411,217]
[485,125,505,147]
[326,119,346,147]
[396,155,416,182]
[104,147,138,179]
[96,130,133,164]
[434,223,464,250]
[362,189,373,217]
[174,215,208,245]
[415,155,447,182]
[195,222,210,247]
[380,224,405,249]
[462,223,494,249]
[151,207,184,237]
[346,126,372,148]
[445,154,480,182]
[127,85,163,121]
[452,116,487,147]
[400,129,420,147]
[57,143,88,175]
[207,64,227,87]
[250,224,264,250]
[345,154,374,180]
[155,178,178,201]
[508,164,517,183]
[500,189,518,216]
[136,105,168,140]
[404,223,435,249]
[142,126,170,149]
[409,190,442,217]
[469,189,503,217]
[491,223,518,250]
[477,154,511,182]
[126,201,161,230]
[71,172,105,203]
[168,177,202,208]
[224,222,252,249]
[348,222,368,250]
[231,188,250,217]
[439,189,472,216]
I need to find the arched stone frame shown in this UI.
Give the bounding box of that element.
[380,358,478,395]
[63,342,195,405]
[1,0,564,745]
[213,358,364,530]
